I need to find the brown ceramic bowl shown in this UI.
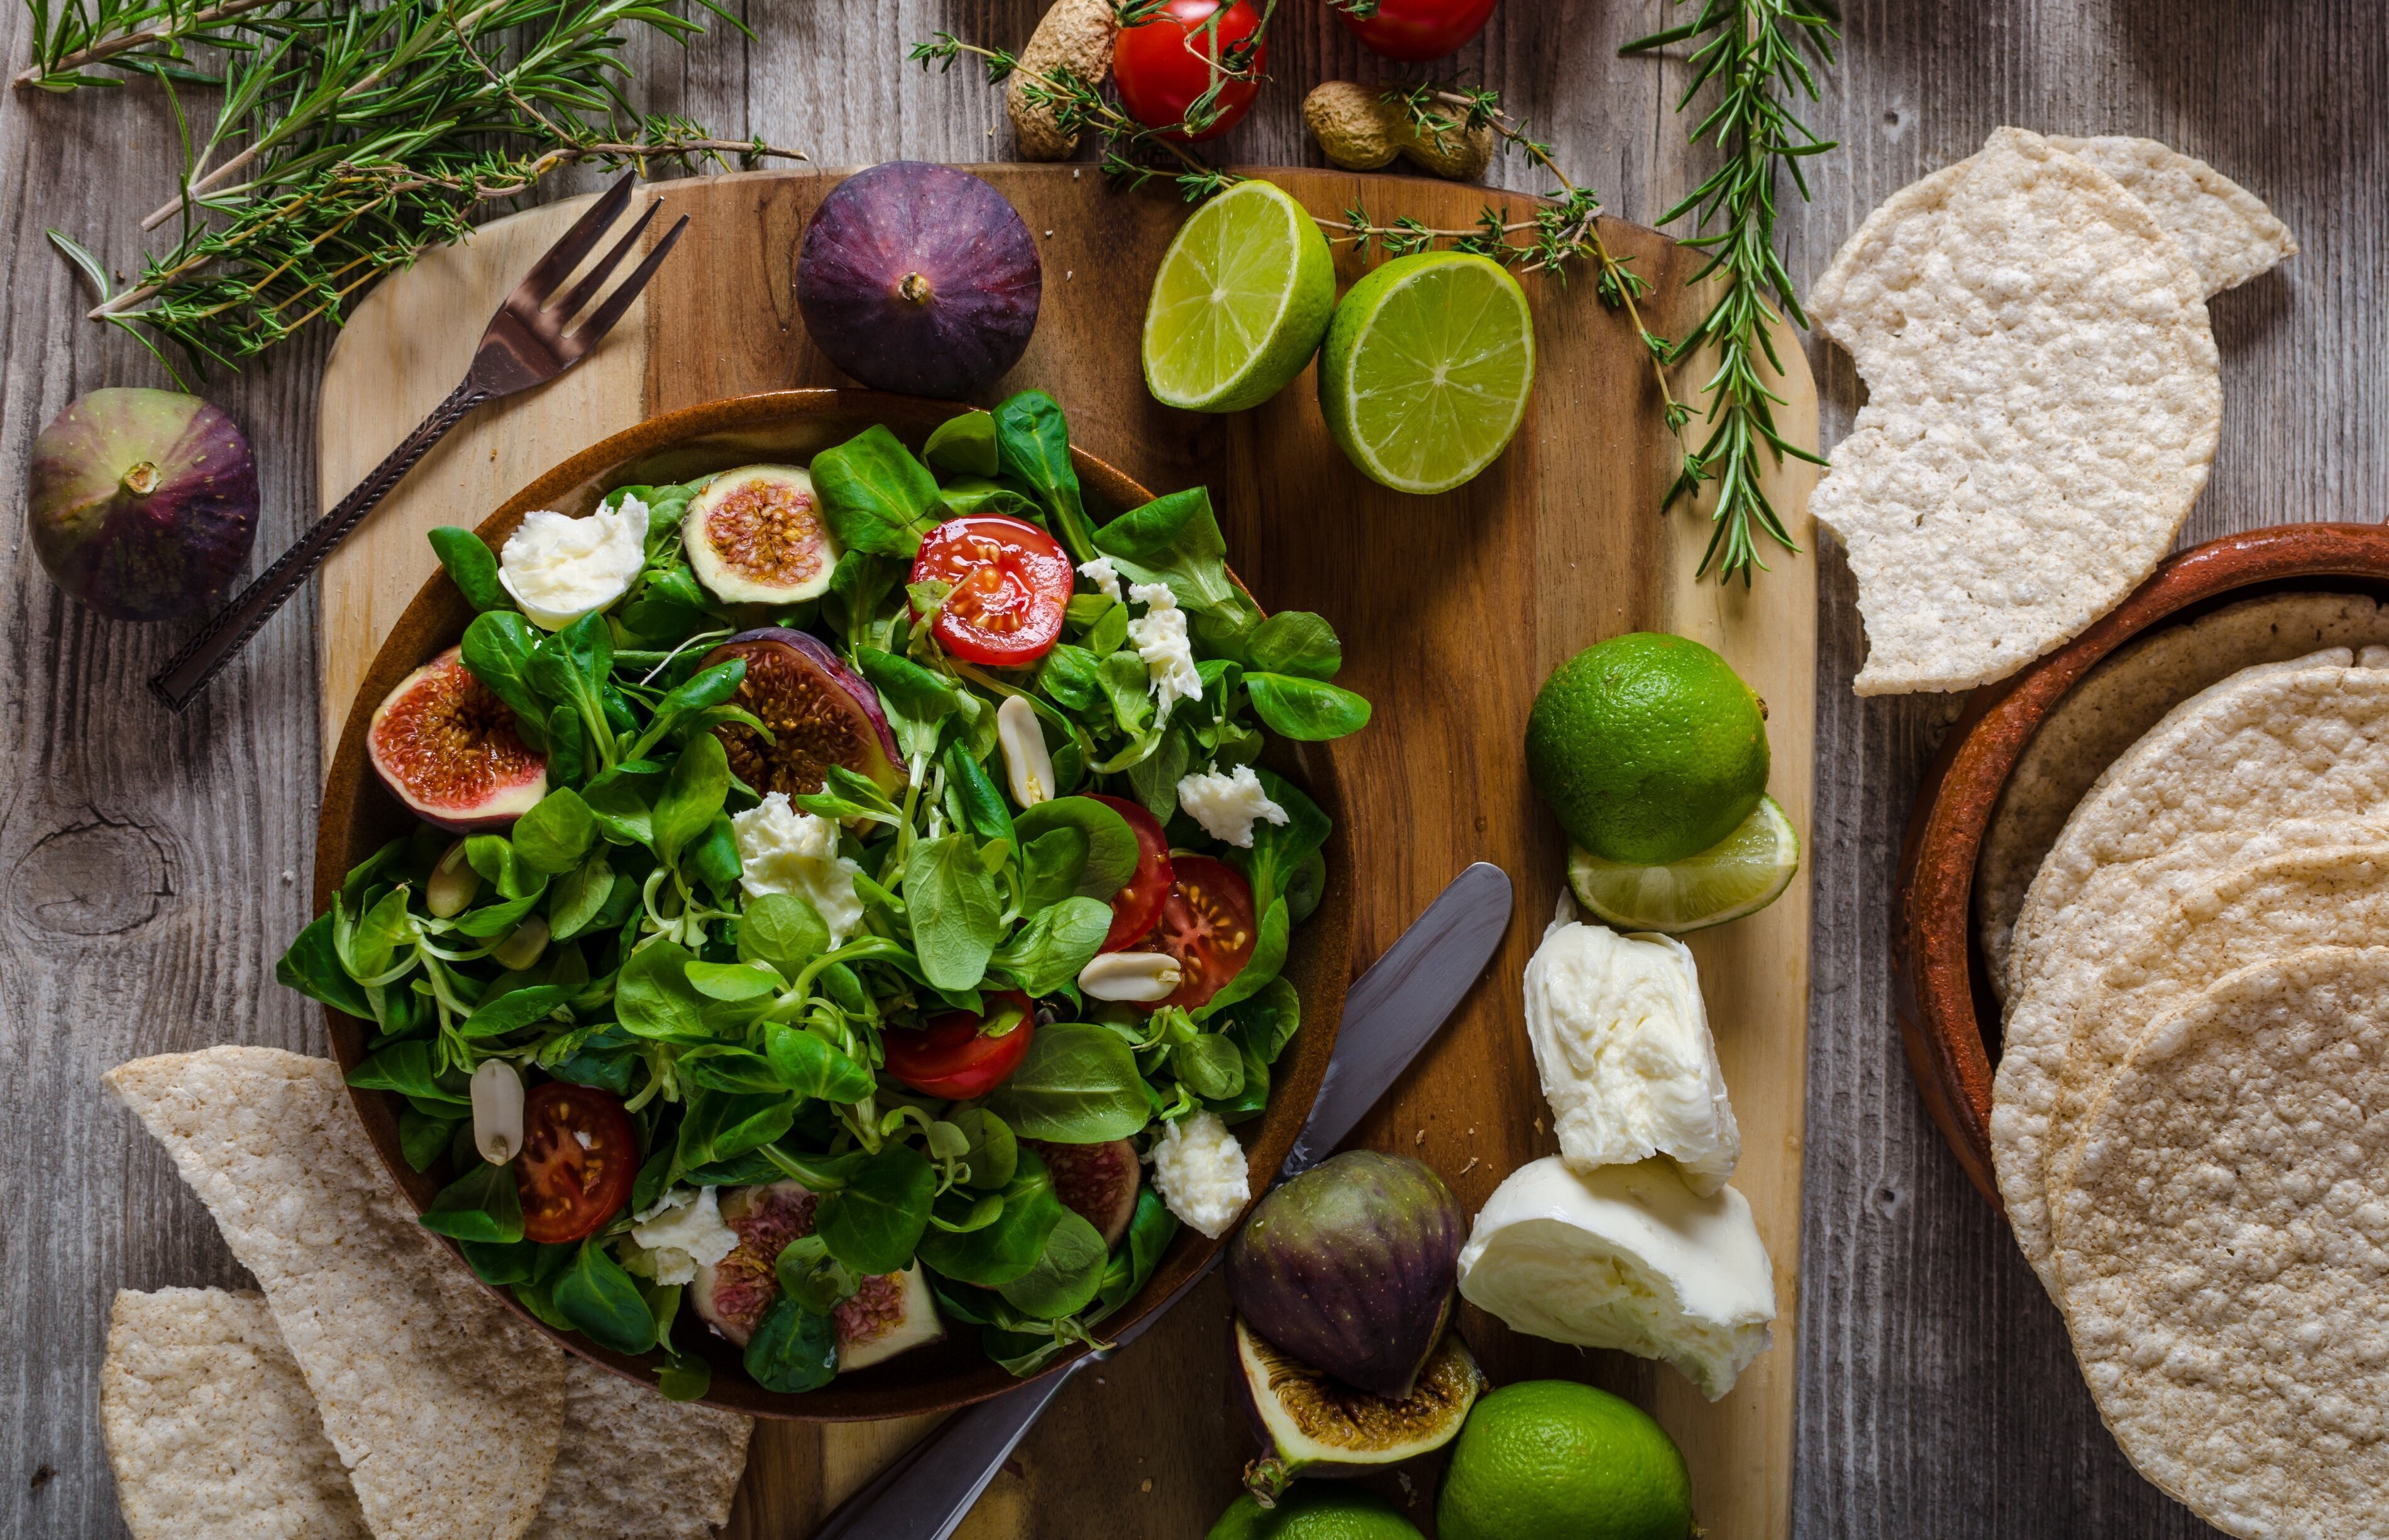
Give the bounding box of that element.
[312,388,1354,1419]
[1892,523,2389,1209]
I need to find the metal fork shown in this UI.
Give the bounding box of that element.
[148,173,689,712]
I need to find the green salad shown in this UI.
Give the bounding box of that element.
[278,390,1369,1397]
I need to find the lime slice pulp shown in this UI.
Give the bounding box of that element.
[1318,250,1535,495]
[1142,179,1337,414]
[1567,795,1800,933]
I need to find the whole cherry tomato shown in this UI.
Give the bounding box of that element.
[1091,794,1175,950]
[1134,854,1259,1011]
[1114,0,1266,143]
[910,514,1073,666]
[883,991,1037,1099]
[514,1082,639,1244]
[1335,0,1499,62]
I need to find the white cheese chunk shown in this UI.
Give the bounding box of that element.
[1175,764,1288,849]
[498,495,649,630]
[1150,1110,1250,1238]
[1078,555,1123,603]
[1523,906,1739,1194]
[1127,582,1203,724]
[629,1186,739,1287]
[731,792,867,945]
[1458,1156,1776,1400]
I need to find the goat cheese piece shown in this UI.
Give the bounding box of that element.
[1458,1156,1777,1401]
[499,495,649,630]
[1127,582,1204,723]
[1150,1111,1250,1238]
[1524,905,1739,1194]
[629,1186,739,1287]
[1175,764,1289,849]
[1078,555,1123,603]
[732,792,866,944]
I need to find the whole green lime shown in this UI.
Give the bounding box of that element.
[1207,1485,1424,1540]
[1435,1382,1694,1540]
[1525,632,1768,865]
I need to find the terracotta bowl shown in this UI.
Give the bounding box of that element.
[1892,523,2389,1208]
[312,388,1355,1419]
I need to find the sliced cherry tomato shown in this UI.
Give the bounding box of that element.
[1113,0,1266,143]
[514,1082,639,1245]
[884,990,1037,1099]
[1136,854,1258,1012]
[911,515,1073,666]
[1335,0,1498,61]
[1092,794,1175,951]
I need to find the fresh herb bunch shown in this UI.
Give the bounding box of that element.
[278,390,1369,1393]
[22,0,800,376]
[1623,0,1838,584]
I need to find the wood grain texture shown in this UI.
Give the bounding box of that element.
[5,3,2380,1538]
[312,163,1812,1539]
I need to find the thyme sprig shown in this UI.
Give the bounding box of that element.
[1624,0,1837,585]
[23,0,803,375]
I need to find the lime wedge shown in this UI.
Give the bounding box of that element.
[1142,180,1336,414]
[1318,251,1535,495]
[1567,795,1801,934]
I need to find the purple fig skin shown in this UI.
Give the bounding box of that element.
[795,161,1042,399]
[722,627,905,770]
[1225,1150,1464,1400]
[28,388,258,622]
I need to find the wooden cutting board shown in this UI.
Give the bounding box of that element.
[317,165,1818,1540]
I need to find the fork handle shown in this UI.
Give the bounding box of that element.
[148,377,495,713]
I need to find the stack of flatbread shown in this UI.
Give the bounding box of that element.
[1809,126,2297,696]
[99,1046,753,1540]
[1985,639,2389,1537]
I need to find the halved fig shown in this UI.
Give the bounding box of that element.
[690,1181,945,1373]
[703,627,905,798]
[1023,1137,1140,1248]
[1233,1317,1482,1506]
[367,645,546,831]
[683,465,839,606]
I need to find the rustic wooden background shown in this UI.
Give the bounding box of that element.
[1,3,2379,1538]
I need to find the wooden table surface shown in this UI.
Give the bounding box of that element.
[3,4,2380,1537]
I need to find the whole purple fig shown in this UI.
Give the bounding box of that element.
[28,388,258,622]
[1226,1150,1464,1399]
[795,161,1042,399]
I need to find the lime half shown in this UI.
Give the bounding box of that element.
[1144,180,1337,413]
[1318,251,1535,495]
[1568,794,1801,934]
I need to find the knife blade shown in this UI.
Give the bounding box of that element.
[812,861,1515,1540]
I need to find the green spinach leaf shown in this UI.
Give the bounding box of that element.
[742,1297,839,1392]
[903,833,1003,991]
[812,425,943,558]
[554,1239,656,1355]
[1013,797,1137,899]
[996,1208,1106,1319]
[418,1161,524,1244]
[1244,673,1372,741]
[990,896,1110,996]
[985,1024,1151,1142]
[923,410,1000,476]
[816,1142,934,1274]
[428,527,511,613]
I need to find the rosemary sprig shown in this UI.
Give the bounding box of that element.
[25,0,802,375]
[1624,0,1837,585]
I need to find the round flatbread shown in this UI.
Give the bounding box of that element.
[2053,947,2389,1539]
[1809,126,2221,696]
[1994,845,2389,1289]
[2047,135,2298,296]
[2003,655,2389,1004]
[1979,594,2389,998]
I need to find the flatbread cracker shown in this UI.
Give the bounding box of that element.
[1994,845,2389,1289]
[106,1047,566,1540]
[2053,947,2389,1539]
[1809,126,2221,695]
[1978,593,2389,996]
[101,1287,368,1540]
[2048,135,2298,295]
[526,1361,754,1540]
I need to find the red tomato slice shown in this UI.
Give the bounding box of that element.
[1114,0,1266,142]
[884,991,1037,1100]
[1137,854,1259,1012]
[514,1082,639,1245]
[911,515,1073,666]
[1336,0,1498,61]
[1091,794,1174,951]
